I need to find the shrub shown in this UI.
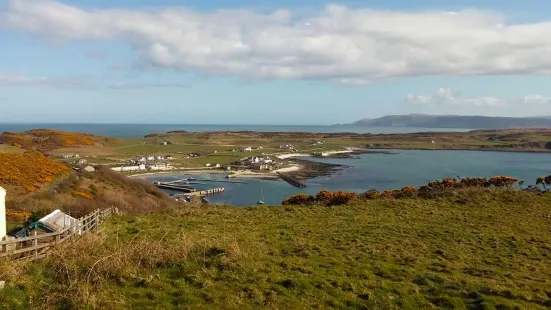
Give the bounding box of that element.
[327,191,356,206]
[73,191,94,200]
[282,194,314,205]
[0,129,116,152]
[0,151,71,192]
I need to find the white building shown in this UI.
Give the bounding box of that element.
[112,164,146,172]
[147,163,173,171]
[83,166,96,172]
[215,163,221,168]
[0,186,6,240]
[243,147,253,152]
[147,156,155,161]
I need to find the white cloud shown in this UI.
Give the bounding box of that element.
[523,95,551,105]
[0,72,187,90]
[406,88,550,107]
[109,82,188,89]
[0,73,94,89]
[4,1,551,82]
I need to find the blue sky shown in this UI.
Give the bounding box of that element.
[1,0,551,124]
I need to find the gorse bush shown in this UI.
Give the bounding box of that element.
[0,151,71,192]
[0,129,116,152]
[282,190,356,206]
[281,176,542,205]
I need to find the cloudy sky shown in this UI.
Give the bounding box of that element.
[1,0,551,124]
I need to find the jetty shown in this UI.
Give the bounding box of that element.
[277,173,307,188]
[154,182,196,193]
[154,182,225,196]
[196,179,248,184]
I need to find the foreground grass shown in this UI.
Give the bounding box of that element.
[2,189,551,309]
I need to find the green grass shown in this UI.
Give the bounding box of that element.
[2,189,551,309]
[0,144,23,154]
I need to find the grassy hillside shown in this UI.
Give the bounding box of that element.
[1,189,550,309]
[0,129,116,152]
[4,166,179,233]
[0,151,72,193]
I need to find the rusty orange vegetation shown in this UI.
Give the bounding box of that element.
[283,176,524,206]
[0,129,116,152]
[72,191,94,200]
[6,209,32,219]
[0,151,72,192]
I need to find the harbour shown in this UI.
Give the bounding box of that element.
[154,181,225,196]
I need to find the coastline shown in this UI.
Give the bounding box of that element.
[126,146,549,181]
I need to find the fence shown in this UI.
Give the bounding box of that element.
[0,207,115,262]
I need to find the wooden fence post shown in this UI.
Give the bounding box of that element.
[32,230,38,259]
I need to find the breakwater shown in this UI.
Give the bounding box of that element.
[277,173,307,188]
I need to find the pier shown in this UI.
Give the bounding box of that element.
[155,182,196,193]
[277,173,307,188]
[155,182,225,197]
[196,178,248,184]
[192,188,225,196]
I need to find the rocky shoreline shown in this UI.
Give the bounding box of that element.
[285,158,346,180]
[323,149,396,159]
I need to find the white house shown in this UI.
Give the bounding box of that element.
[147,163,173,171]
[215,163,221,168]
[111,164,146,172]
[137,157,147,163]
[243,147,253,152]
[83,166,96,172]
[279,144,293,149]
[156,155,164,160]
[147,156,155,161]
[0,186,6,240]
[205,163,212,167]
[74,154,80,158]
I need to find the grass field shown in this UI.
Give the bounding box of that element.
[0,144,23,154]
[24,129,550,171]
[2,188,551,309]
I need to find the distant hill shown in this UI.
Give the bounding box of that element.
[350,114,551,129]
[0,129,116,152]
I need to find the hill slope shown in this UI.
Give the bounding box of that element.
[2,189,550,309]
[352,114,551,129]
[0,129,116,152]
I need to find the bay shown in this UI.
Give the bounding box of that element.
[144,149,551,206]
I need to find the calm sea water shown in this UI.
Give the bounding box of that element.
[144,150,551,206]
[0,123,470,138]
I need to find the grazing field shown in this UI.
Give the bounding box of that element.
[2,188,550,309]
[0,144,23,154]
[44,129,551,170]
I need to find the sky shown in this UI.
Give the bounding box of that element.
[1,0,551,124]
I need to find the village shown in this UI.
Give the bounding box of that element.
[53,138,337,179]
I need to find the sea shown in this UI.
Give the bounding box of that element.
[144,150,551,206]
[2,123,548,206]
[0,123,470,138]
